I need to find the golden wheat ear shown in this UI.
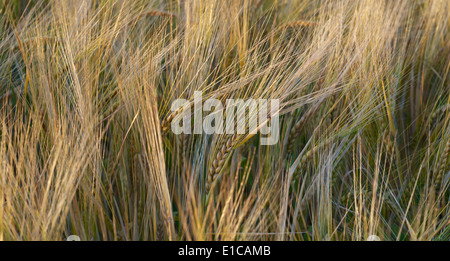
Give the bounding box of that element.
[143,10,177,19]
[207,134,240,192]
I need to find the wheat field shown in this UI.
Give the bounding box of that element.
[0,0,449,241]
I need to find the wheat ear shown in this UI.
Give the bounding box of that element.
[206,135,240,191]
[145,10,176,18]
[431,104,450,123]
[287,101,323,153]
[434,138,450,189]
[161,102,195,133]
[293,138,334,178]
